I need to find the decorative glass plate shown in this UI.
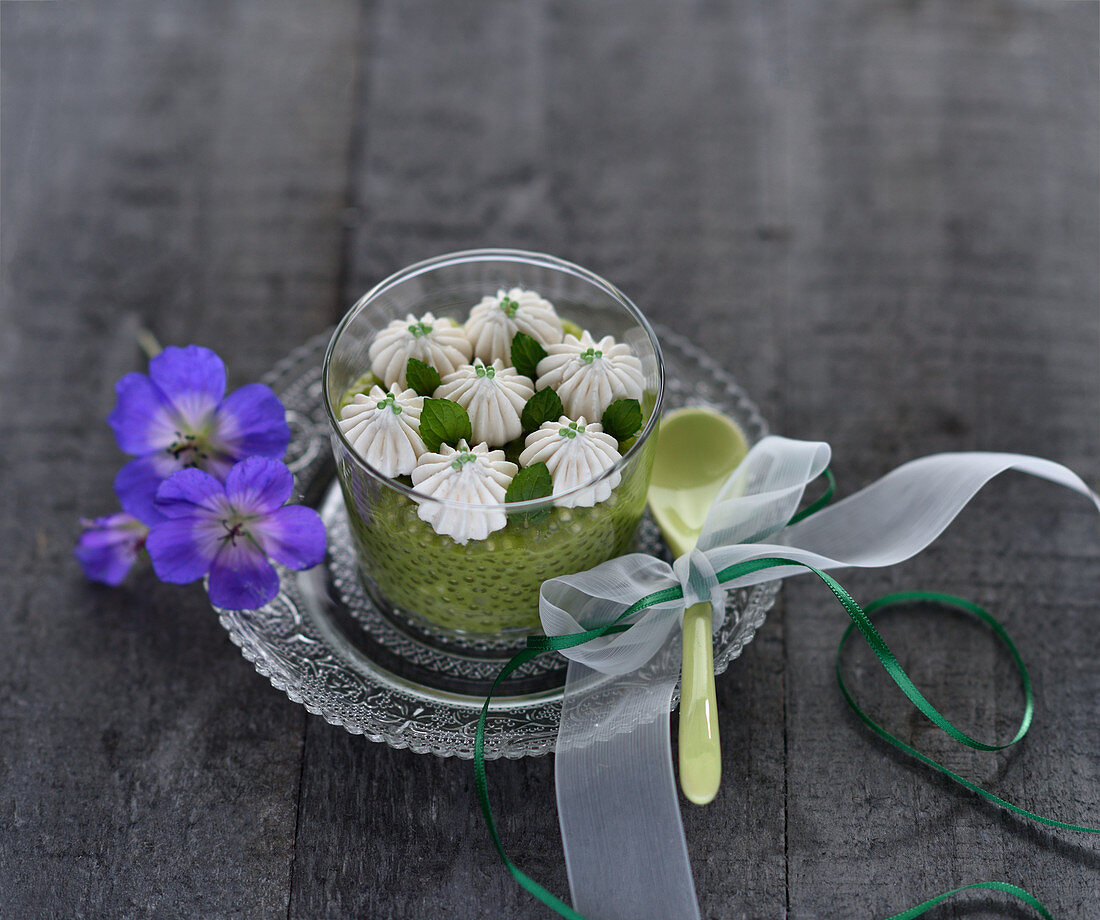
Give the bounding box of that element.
[216,326,778,759]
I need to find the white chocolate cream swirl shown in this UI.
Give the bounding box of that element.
[369,312,473,389]
[434,359,535,447]
[411,440,518,543]
[465,288,564,365]
[338,384,425,477]
[519,416,622,508]
[535,330,644,422]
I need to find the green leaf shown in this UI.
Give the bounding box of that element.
[510,331,547,381]
[505,462,553,503]
[505,462,553,523]
[601,398,643,442]
[419,398,472,452]
[406,357,441,397]
[521,387,564,434]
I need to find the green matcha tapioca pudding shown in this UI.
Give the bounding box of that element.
[338,445,653,633]
[324,250,664,640]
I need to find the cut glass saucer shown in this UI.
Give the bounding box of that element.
[215,327,778,759]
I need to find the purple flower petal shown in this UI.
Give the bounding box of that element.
[155,468,228,519]
[200,453,237,483]
[74,513,148,585]
[215,383,290,460]
[75,541,133,586]
[107,372,179,456]
[207,540,279,609]
[251,505,327,570]
[224,456,294,515]
[146,516,222,584]
[115,454,179,525]
[148,345,227,424]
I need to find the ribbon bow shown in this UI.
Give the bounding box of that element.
[477,436,1100,920]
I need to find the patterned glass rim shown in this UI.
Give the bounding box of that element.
[321,248,666,512]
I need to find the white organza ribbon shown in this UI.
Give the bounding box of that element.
[544,436,1099,920]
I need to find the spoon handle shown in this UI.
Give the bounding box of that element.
[679,602,721,805]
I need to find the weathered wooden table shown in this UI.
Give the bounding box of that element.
[4,2,1098,917]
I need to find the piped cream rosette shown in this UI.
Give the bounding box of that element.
[519,417,623,508]
[369,312,473,389]
[338,384,425,477]
[465,287,564,364]
[535,330,645,422]
[349,289,646,542]
[410,440,519,544]
[434,359,535,446]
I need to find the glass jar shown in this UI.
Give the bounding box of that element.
[323,249,664,646]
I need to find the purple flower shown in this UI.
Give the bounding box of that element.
[145,456,326,610]
[74,512,149,586]
[108,345,290,525]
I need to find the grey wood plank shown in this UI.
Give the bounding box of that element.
[782,1,1100,917]
[0,2,359,917]
[292,5,578,915]
[293,2,791,918]
[4,1,1096,918]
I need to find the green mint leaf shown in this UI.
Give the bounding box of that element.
[601,398,643,442]
[406,357,441,397]
[510,331,548,381]
[419,398,472,452]
[505,462,553,523]
[505,462,553,503]
[521,387,564,434]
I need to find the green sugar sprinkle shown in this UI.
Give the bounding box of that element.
[450,452,478,471]
[376,394,402,414]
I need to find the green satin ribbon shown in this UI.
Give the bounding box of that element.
[786,466,837,526]
[884,882,1052,920]
[474,516,1095,919]
[840,591,1099,835]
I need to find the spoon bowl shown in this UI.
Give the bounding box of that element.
[649,408,749,557]
[648,407,748,805]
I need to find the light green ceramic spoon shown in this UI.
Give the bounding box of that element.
[648,407,749,805]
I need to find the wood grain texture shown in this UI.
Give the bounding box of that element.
[290,5,578,918]
[0,2,359,917]
[781,2,1100,917]
[3,0,1097,918]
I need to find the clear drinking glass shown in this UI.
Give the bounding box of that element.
[323,250,665,646]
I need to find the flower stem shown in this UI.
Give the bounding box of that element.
[137,328,164,360]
